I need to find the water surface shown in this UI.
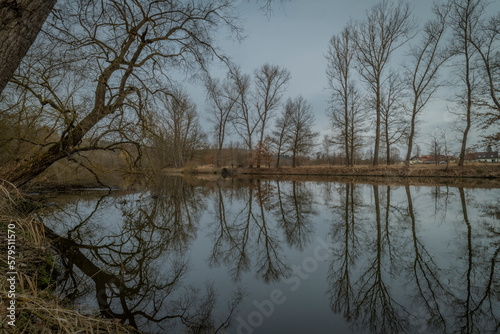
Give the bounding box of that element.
[42,176,500,333]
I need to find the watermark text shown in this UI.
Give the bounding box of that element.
[234,236,332,334]
[6,222,17,326]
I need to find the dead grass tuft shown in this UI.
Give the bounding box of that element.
[0,183,141,333]
[1,289,140,333]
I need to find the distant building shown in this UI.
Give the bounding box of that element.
[465,151,499,162]
[418,155,450,164]
[409,156,421,164]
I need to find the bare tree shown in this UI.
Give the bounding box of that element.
[404,3,450,166]
[380,72,407,164]
[254,63,291,167]
[285,96,318,167]
[257,0,291,14]
[0,0,291,97]
[0,0,57,95]
[350,0,415,166]
[205,75,239,167]
[326,26,365,166]
[438,128,452,168]
[272,98,294,167]
[4,0,243,187]
[449,0,485,166]
[321,135,332,165]
[230,67,258,166]
[467,10,500,142]
[152,89,205,168]
[429,130,442,165]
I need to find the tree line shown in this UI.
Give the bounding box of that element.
[0,0,498,188]
[0,0,310,187]
[325,0,499,167]
[205,64,317,168]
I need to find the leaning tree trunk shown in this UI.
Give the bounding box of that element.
[6,10,150,187]
[0,0,57,94]
[7,57,129,187]
[8,104,111,187]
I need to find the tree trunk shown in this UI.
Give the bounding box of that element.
[8,113,102,187]
[0,0,57,94]
[275,147,281,168]
[458,36,473,167]
[257,131,265,169]
[349,124,355,167]
[458,74,472,166]
[246,134,253,167]
[7,147,69,187]
[405,112,416,167]
[458,109,471,166]
[385,126,391,165]
[350,143,354,167]
[217,147,222,167]
[8,60,124,186]
[373,84,380,166]
[344,96,350,166]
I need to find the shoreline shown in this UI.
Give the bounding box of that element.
[237,165,499,178]
[164,164,500,179]
[15,164,500,193]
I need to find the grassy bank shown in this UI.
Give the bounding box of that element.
[0,185,139,333]
[20,163,500,192]
[167,163,500,179]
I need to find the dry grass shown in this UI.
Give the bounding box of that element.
[0,182,140,333]
[181,163,500,178]
[0,180,23,212]
[1,286,139,333]
[163,163,500,188]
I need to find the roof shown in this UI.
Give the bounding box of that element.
[420,155,449,162]
[465,152,499,160]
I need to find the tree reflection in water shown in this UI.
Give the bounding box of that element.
[44,177,243,333]
[42,177,500,334]
[326,183,500,334]
[208,179,316,282]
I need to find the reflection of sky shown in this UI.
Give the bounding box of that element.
[43,180,500,334]
[185,0,500,155]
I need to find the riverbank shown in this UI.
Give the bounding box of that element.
[163,163,499,181]
[166,163,500,179]
[11,163,500,193]
[159,164,500,188]
[0,188,140,333]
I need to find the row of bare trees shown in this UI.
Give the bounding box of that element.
[0,0,315,188]
[326,0,499,167]
[147,90,206,169]
[0,0,292,187]
[1,0,498,187]
[205,65,317,168]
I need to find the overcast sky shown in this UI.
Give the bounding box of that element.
[190,0,500,155]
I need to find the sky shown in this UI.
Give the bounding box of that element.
[188,0,500,156]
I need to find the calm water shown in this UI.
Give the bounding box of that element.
[41,176,500,334]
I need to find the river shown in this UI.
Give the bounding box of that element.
[40,176,500,334]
